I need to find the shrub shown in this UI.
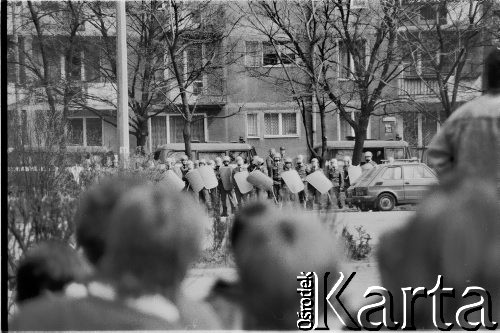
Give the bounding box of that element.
[341,225,372,260]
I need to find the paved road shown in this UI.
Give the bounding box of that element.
[182,210,414,301]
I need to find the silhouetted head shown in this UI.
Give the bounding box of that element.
[231,203,340,329]
[75,175,145,266]
[485,48,500,92]
[16,241,89,304]
[100,186,205,299]
[377,177,500,328]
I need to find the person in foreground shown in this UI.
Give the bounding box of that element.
[207,202,343,330]
[10,183,222,330]
[15,240,89,305]
[427,48,500,200]
[377,177,500,329]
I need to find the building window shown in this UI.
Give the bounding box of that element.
[245,41,295,67]
[86,118,103,146]
[7,36,26,84]
[68,117,102,146]
[169,115,206,143]
[247,113,258,137]
[419,3,447,25]
[338,40,366,79]
[185,44,204,95]
[264,112,299,137]
[350,0,368,9]
[245,41,262,67]
[151,115,168,148]
[263,41,295,66]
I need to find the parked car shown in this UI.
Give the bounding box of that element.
[153,142,257,164]
[346,162,438,211]
[313,140,413,165]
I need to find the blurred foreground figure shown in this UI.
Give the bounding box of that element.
[207,202,341,330]
[377,177,500,329]
[428,48,500,200]
[15,241,89,305]
[10,180,221,330]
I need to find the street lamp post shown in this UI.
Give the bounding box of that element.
[116,0,130,168]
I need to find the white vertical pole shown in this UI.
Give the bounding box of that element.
[116,0,129,168]
[417,112,423,147]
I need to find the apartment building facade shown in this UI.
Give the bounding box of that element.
[7,0,494,161]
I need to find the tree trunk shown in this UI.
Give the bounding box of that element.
[183,119,192,159]
[135,120,148,151]
[319,104,328,167]
[352,117,369,165]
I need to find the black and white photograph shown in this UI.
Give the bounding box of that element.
[3,0,500,330]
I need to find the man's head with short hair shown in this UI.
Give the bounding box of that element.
[222,155,230,166]
[330,158,338,168]
[100,186,205,299]
[75,176,145,266]
[485,48,500,92]
[180,155,189,166]
[252,155,260,165]
[269,148,276,157]
[364,151,373,161]
[16,241,89,303]
[343,155,352,167]
[215,157,222,167]
[231,203,340,329]
[311,158,319,168]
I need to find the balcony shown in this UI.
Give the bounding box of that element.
[398,77,440,96]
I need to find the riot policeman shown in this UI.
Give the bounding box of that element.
[281,157,295,203]
[326,158,344,209]
[306,158,324,210]
[220,156,236,216]
[295,155,309,206]
[232,156,247,209]
[270,153,283,202]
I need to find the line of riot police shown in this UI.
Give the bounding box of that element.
[151,150,365,215]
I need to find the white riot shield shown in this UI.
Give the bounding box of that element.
[234,171,254,194]
[247,170,274,191]
[280,170,304,194]
[198,166,218,190]
[162,170,185,192]
[305,171,333,194]
[348,165,363,184]
[186,169,205,193]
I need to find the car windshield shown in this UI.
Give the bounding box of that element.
[353,166,379,186]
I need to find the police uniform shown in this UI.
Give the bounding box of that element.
[281,160,295,203]
[326,165,344,209]
[295,163,309,206]
[270,160,283,202]
[306,164,324,210]
[219,159,237,216]
[232,165,247,209]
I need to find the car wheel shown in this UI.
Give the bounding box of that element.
[377,193,395,211]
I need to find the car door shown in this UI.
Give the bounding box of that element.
[402,165,438,203]
[374,166,405,201]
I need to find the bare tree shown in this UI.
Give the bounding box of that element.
[240,0,406,165]
[84,1,241,157]
[398,0,499,120]
[152,0,241,158]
